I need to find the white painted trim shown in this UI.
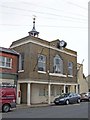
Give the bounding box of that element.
[49,73,67,77]
[27,83,31,105]
[68,75,73,77]
[51,82,78,86]
[10,39,77,57]
[18,80,78,86]
[48,84,51,104]
[38,71,46,74]
[0,66,12,69]
[18,80,48,84]
[18,70,24,73]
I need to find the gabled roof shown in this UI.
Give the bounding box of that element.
[0,47,19,55]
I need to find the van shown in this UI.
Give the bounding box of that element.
[0,84,16,112]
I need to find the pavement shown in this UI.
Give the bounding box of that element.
[16,103,54,109]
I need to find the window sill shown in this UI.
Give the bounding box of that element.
[49,73,67,77]
[0,66,12,69]
[18,70,24,73]
[68,75,73,77]
[38,71,46,74]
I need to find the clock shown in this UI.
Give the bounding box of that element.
[59,40,67,48]
[60,40,65,47]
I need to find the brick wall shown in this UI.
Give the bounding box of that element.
[0,52,18,74]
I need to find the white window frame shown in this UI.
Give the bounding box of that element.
[0,56,12,68]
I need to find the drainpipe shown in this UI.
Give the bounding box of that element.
[48,43,51,104]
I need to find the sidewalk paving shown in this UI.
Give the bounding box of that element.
[16,103,54,109]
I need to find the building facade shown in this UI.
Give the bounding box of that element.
[77,63,88,93]
[0,47,19,86]
[10,35,78,105]
[10,17,78,105]
[86,75,90,92]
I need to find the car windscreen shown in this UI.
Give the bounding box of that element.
[59,93,70,98]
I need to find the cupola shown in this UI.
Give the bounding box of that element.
[28,16,39,37]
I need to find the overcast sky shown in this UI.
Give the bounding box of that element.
[0,0,89,76]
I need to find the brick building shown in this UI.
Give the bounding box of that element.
[0,47,19,86]
[10,17,78,105]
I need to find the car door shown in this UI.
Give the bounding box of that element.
[73,93,78,103]
[69,93,75,103]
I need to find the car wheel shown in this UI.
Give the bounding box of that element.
[77,99,80,103]
[80,99,82,102]
[88,98,90,102]
[2,104,10,112]
[65,100,69,105]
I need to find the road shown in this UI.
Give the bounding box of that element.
[2,102,89,118]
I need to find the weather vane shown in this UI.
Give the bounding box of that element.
[33,15,36,21]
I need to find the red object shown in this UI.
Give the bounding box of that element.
[18,90,21,97]
[0,86,16,112]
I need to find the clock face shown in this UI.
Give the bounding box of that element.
[60,40,65,47]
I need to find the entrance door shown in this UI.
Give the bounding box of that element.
[66,86,68,93]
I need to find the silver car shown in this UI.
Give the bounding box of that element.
[80,92,90,102]
[54,93,81,105]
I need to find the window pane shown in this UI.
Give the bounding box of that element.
[6,63,10,67]
[6,58,11,63]
[68,62,73,68]
[55,59,60,64]
[0,57,5,67]
[6,58,11,67]
[2,57,5,62]
[38,54,46,71]
[68,62,73,75]
[53,55,63,73]
[0,57,12,68]
[21,53,24,70]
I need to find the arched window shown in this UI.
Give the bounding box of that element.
[38,54,46,72]
[53,55,63,74]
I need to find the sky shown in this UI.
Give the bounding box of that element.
[0,0,89,76]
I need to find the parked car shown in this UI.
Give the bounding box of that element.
[54,93,81,105]
[0,84,16,112]
[80,92,90,102]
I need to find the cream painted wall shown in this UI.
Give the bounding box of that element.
[19,83,78,104]
[77,64,88,93]
[78,78,88,93]
[31,84,65,104]
[70,85,75,93]
[31,84,48,104]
